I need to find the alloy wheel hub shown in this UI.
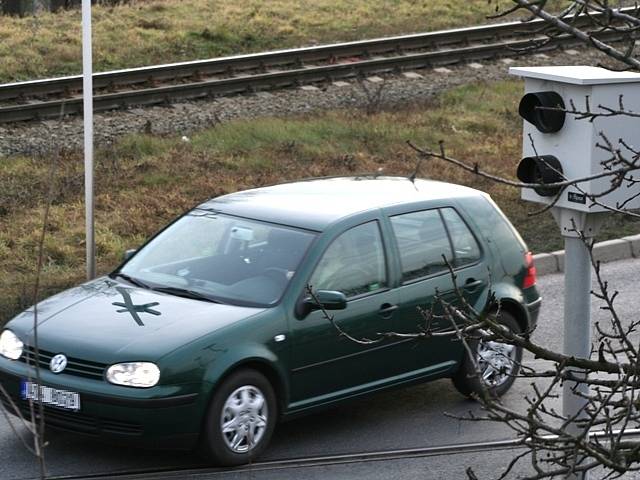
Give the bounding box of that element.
[220,385,268,453]
[476,340,517,388]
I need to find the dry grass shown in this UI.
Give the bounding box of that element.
[0,0,511,82]
[1,78,638,325]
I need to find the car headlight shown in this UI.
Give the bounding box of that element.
[106,362,160,388]
[0,330,24,360]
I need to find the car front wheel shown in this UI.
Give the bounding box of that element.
[200,369,277,466]
[452,311,523,398]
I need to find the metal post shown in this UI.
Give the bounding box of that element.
[82,0,95,279]
[551,207,605,480]
[562,235,591,480]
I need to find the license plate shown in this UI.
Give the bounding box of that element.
[20,380,81,412]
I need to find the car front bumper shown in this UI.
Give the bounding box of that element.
[0,361,204,450]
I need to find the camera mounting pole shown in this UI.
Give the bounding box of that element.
[553,208,606,480]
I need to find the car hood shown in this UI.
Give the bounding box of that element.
[6,277,265,363]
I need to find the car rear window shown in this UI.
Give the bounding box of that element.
[440,208,481,267]
[390,209,454,282]
[390,207,482,283]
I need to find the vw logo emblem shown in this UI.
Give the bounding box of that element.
[50,354,68,374]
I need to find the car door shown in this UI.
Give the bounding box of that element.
[388,207,489,376]
[288,220,402,410]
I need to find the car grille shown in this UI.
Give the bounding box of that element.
[20,346,107,381]
[1,396,143,436]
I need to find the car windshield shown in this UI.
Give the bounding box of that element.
[117,209,316,307]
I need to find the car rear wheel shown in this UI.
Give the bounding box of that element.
[199,369,277,466]
[452,311,522,398]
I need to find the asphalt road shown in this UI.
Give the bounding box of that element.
[2,256,640,480]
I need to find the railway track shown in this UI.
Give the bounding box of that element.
[38,438,547,480]
[44,428,640,480]
[0,9,633,124]
[48,440,520,480]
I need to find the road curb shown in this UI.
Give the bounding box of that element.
[534,234,640,275]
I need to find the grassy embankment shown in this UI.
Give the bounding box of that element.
[0,0,512,82]
[2,79,639,325]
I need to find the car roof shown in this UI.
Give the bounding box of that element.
[197,176,484,231]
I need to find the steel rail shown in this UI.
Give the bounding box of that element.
[0,8,634,123]
[44,428,640,479]
[42,438,531,480]
[0,33,622,124]
[1,6,634,102]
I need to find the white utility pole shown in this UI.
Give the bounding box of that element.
[552,209,604,480]
[82,0,95,279]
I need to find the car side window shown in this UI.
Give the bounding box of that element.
[440,208,481,267]
[309,222,387,298]
[390,209,453,282]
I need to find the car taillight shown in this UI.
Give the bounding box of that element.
[523,251,537,289]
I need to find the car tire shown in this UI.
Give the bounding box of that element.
[451,311,523,399]
[199,369,277,466]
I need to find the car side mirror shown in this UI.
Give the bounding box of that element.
[296,290,347,319]
[312,290,347,310]
[123,249,136,262]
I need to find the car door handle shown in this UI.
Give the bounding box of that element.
[378,303,399,318]
[463,278,483,291]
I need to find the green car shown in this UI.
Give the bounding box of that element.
[0,176,541,465]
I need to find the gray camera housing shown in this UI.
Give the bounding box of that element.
[510,66,640,212]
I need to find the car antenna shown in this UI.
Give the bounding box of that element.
[408,158,423,184]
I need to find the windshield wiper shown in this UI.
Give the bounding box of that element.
[111,272,150,289]
[152,286,221,303]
